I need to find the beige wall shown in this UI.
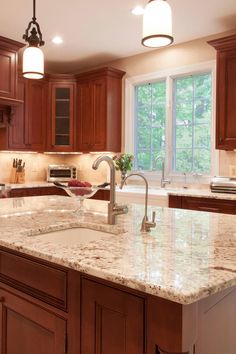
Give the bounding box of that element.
[1,30,236,184]
[107,29,236,176]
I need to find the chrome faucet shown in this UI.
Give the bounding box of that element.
[120,173,156,232]
[154,156,170,188]
[92,156,128,225]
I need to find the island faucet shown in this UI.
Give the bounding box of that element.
[92,156,128,225]
[120,173,156,232]
[154,156,171,188]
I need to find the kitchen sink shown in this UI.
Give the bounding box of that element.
[32,227,110,246]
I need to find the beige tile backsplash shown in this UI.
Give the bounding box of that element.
[0,150,236,185]
[0,152,111,185]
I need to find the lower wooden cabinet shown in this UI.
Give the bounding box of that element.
[169,195,236,214]
[10,186,110,200]
[0,247,233,354]
[0,288,66,354]
[81,278,144,354]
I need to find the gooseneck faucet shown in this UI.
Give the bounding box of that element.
[154,156,171,188]
[92,156,128,225]
[120,173,156,232]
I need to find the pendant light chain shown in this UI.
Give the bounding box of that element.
[33,0,36,22]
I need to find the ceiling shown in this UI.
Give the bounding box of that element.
[1,0,236,73]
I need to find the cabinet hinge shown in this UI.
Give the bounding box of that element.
[64,332,68,354]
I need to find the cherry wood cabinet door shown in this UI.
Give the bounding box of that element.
[48,81,76,152]
[77,67,125,153]
[25,79,48,151]
[208,35,236,150]
[0,288,66,354]
[90,78,106,151]
[8,77,27,150]
[77,82,92,151]
[81,278,145,354]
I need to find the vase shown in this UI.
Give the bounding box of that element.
[121,170,128,185]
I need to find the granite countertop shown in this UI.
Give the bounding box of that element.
[0,195,236,305]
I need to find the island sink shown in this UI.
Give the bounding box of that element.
[31,227,109,246]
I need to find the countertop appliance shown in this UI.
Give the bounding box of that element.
[47,165,77,183]
[210,176,236,193]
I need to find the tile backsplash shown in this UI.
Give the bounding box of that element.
[0,150,236,186]
[0,152,111,185]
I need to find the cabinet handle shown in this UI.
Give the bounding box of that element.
[198,206,220,212]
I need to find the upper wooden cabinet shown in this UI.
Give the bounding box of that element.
[8,77,27,150]
[47,75,76,152]
[77,67,125,152]
[8,77,48,152]
[0,36,24,103]
[209,35,236,150]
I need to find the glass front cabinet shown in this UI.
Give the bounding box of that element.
[48,77,76,152]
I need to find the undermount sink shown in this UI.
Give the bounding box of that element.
[32,227,110,246]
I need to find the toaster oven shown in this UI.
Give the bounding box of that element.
[47,165,77,182]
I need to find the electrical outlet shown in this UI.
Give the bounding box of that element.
[229,165,236,177]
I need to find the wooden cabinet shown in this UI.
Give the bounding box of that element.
[7,77,27,150]
[169,194,236,214]
[0,36,24,102]
[25,79,48,151]
[9,186,110,200]
[208,35,236,150]
[47,76,76,152]
[7,77,48,151]
[0,288,66,354]
[81,277,144,354]
[77,67,125,152]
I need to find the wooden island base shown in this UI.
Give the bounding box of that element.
[0,246,235,354]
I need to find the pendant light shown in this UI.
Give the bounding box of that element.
[142,0,174,48]
[22,0,45,79]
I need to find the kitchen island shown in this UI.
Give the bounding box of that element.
[0,196,235,354]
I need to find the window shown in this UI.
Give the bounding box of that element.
[135,81,166,171]
[173,73,212,173]
[130,64,215,179]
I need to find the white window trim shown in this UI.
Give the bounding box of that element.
[124,60,218,184]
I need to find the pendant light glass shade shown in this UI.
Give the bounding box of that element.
[142,0,173,48]
[23,46,44,79]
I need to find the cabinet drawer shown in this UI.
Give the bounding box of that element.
[182,196,236,214]
[0,249,67,310]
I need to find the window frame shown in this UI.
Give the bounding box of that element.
[124,61,218,184]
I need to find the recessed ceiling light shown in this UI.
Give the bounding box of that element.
[52,36,63,44]
[131,6,144,15]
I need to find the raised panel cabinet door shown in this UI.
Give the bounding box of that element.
[208,35,236,150]
[0,288,66,354]
[25,79,48,151]
[77,82,92,152]
[216,49,236,149]
[8,77,27,150]
[90,78,106,151]
[0,48,16,99]
[49,83,76,152]
[81,278,145,354]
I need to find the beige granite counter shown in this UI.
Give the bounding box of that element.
[0,195,235,305]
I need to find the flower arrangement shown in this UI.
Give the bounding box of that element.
[113,153,134,173]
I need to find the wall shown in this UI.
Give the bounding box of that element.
[1,30,236,184]
[0,151,110,185]
[106,29,236,176]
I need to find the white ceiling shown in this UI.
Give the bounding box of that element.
[1,0,236,73]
